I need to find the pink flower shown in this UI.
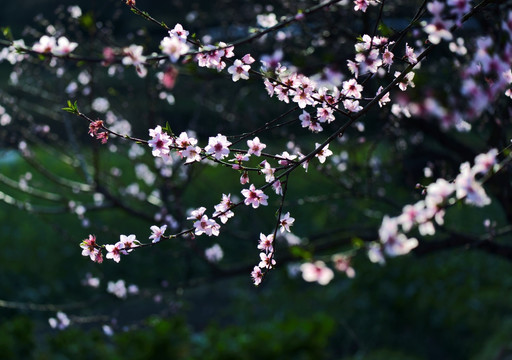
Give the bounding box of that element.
[395,71,415,91]
[404,44,418,64]
[205,134,231,160]
[397,201,428,232]
[347,60,359,78]
[148,126,173,157]
[260,160,275,183]
[332,255,356,278]
[376,86,391,107]
[213,193,235,224]
[205,244,223,262]
[175,132,196,148]
[160,35,189,62]
[342,78,363,99]
[105,242,124,263]
[53,36,78,56]
[257,13,278,28]
[182,145,202,163]
[242,54,255,64]
[292,88,315,109]
[425,179,455,207]
[227,59,250,82]
[169,23,189,41]
[279,212,295,233]
[119,234,140,255]
[240,171,250,184]
[122,44,146,66]
[299,110,311,126]
[187,206,206,219]
[315,143,333,164]
[195,44,230,70]
[382,47,394,67]
[230,153,250,169]
[80,234,98,261]
[448,0,470,17]
[251,266,263,285]
[368,242,385,265]
[149,224,167,243]
[88,120,104,137]
[316,106,335,123]
[272,180,283,195]
[455,163,491,207]
[300,110,323,132]
[277,151,298,166]
[96,132,109,144]
[300,261,334,285]
[353,0,371,13]
[357,49,382,74]
[241,184,269,208]
[427,0,445,17]
[274,85,291,103]
[257,233,274,253]
[264,79,276,97]
[107,279,127,299]
[379,216,419,256]
[258,252,276,269]
[424,20,453,45]
[93,250,104,263]
[247,137,266,156]
[473,149,497,175]
[32,35,56,53]
[215,42,234,59]
[194,215,220,236]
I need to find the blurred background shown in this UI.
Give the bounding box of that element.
[1,0,512,359]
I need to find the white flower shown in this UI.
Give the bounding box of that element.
[300,261,334,285]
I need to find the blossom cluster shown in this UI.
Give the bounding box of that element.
[263,33,422,135]
[251,212,295,285]
[88,120,108,144]
[188,206,221,237]
[107,279,139,299]
[160,24,190,62]
[81,234,141,264]
[49,311,71,330]
[393,8,512,132]
[370,148,498,263]
[62,1,510,293]
[32,35,78,56]
[300,253,356,286]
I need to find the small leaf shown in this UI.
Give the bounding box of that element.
[289,246,311,260]
[162,121,174,136]
[378,22,393,37]
[351,237,365,248]
[62,100,79,114]
[2,27,13,40]
[80,12,94,31]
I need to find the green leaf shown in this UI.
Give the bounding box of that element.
[351,237,365,248]
[378,22,394,37]
[62,100,79,114]
[289,246,311,260]
[1,27,13,41]
[162,121,174,136]
[79,12,94,31]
